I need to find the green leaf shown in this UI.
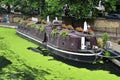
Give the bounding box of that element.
[104,51,111,57]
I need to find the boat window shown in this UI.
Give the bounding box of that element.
[62,41,65,47]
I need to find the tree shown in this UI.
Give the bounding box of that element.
[104,0,117,13]
[46,0,118,19]
[0,0,118,19]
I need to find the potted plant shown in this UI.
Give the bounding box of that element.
[62,24,67,29]
[88,29,94,35]
[102,33,110,48]
[42,20,47,24]
[19,19,24,25]
[97,38,103,48]
[60,30,68,39]
[27,22,36,28]
[51,29,59,37]
[75,27,83,32]
[67,25,74,30]
[26,22,36,35]
[40,25,46,32]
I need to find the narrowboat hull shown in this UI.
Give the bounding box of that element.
[47,45,102,63]
[16,30,103,63]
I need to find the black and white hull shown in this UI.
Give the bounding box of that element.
[17,30,103,63]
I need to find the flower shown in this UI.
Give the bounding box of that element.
[62,24,67,29]
[75,27,83,32]
[88,29,94,35]
[67,25,74,30]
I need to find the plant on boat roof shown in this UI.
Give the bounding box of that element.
[37,25,46,32]
[102,33,110,47]
[60,30,68,39]
[88,29,94,35]
[27,22,36,28]
[67,25,74,30]
[37,15,42,23]
[36,25,40,30]
[19,19,24,25]
[42,20,47,24]
[61,24,67,29]
[97,38,103,48]
[37,19,42,24]
[51,29,58,36]
[75,27,83,32]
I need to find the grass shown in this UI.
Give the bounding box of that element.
[0,27,120,80]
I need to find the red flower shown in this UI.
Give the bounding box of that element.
[88,29,94,35]
[76,27,83,32]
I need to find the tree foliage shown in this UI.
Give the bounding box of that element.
[0,0,118,19]
[46,0,118,19]
[104,0,117,12]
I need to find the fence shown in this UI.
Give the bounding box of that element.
[92,27,120,38]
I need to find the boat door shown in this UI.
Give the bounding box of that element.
[90,37,97,49]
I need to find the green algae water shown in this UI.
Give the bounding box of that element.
[0,27,120,80]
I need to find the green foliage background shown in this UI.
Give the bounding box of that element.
[0,0,118,19]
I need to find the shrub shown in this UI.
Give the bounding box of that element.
[88,29,94,35]
[61,24,67,29]
[102,33,110,47]
[42,20,47,24]
[97,38,103,48]
[75,27,83,32]
[51,29,58,36]
[19,19,24,25]
[67,25,74,30]
[60,30,68,39]
[37,25,46,32]
[104,51,111,57]
[27,22,36,28]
